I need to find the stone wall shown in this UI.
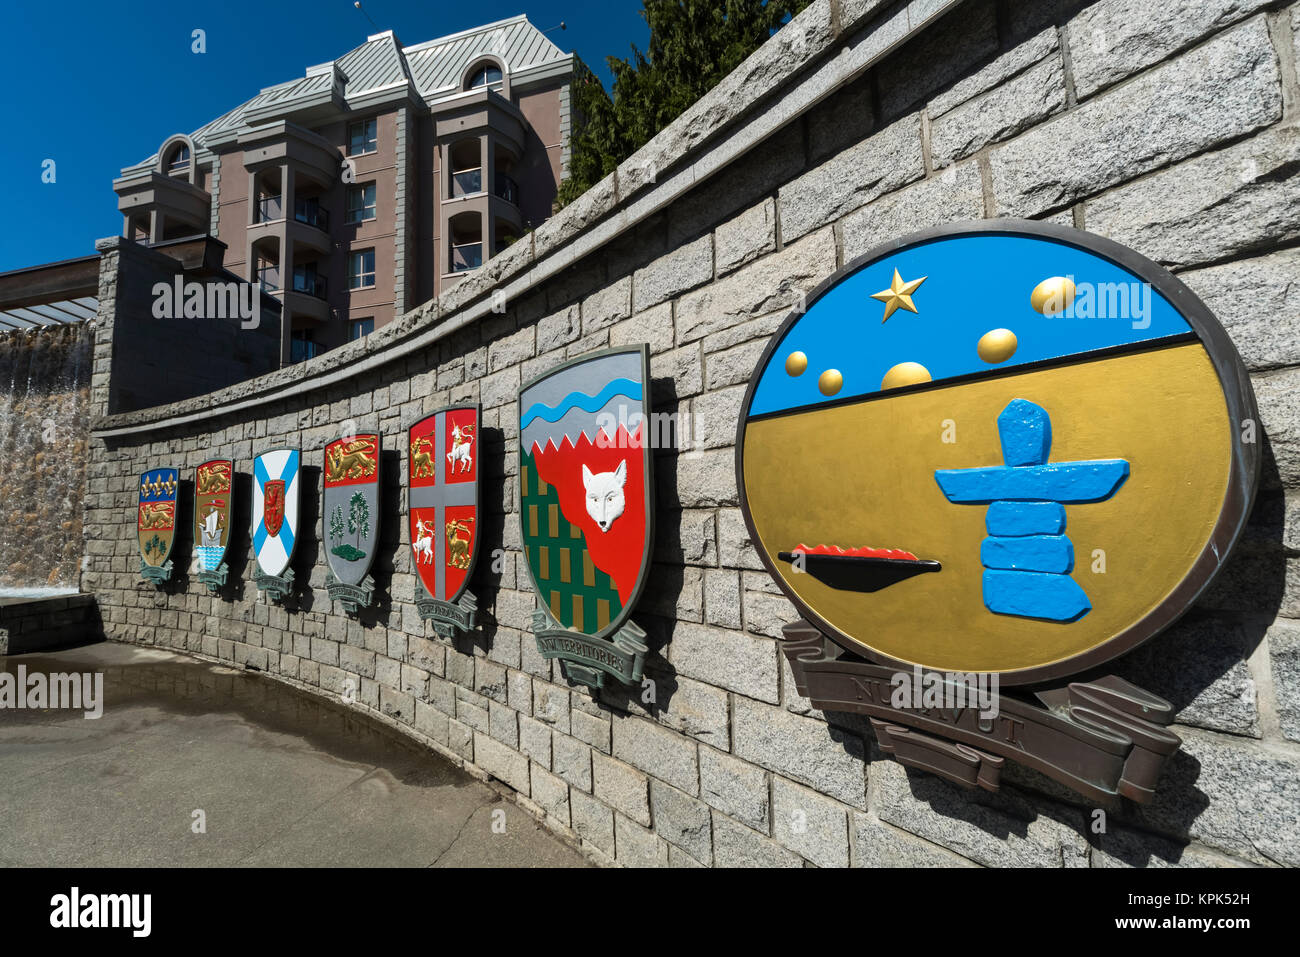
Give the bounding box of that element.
[0,595,102,655]
[0,323,91,592]
[83,0,1300,867]
[92,238,282,418]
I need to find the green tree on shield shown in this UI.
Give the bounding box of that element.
[348,491,371,549]
[329,505,346,545]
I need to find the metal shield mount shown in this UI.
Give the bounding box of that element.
[196,563,229,592]
[532,609,647,691]
[139,558,174,585]
[254,567,295,602]
[326,571,376,615]
[416,589,478,639]
[781,620,1181,805]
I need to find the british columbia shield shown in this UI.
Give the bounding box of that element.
[252,448,300,600]
[518,345,654,689]
[324,432,381,612]
[410,406,480,636]
[138,467,179,583]
[194,459,232,590]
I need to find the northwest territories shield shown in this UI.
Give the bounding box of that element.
[194,459,232,590]
[409,406,480,636]
[324,433,381,612]
[518,345,653,689]
[736,220,1259,803]
[252,448,300,600]
[138,467,179,583]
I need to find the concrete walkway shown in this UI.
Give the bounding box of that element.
[0,641,587,868]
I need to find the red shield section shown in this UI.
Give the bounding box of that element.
[409,407,479,603]
[264,480,285,537]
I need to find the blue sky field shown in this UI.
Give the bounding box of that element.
[0,0,647,270]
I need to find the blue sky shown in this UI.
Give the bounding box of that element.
[749,234,1191,417]
[0,0,647,271]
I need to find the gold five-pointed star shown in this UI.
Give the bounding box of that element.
[871,269,927,322]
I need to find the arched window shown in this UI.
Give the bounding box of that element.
[466,62,503,90]
[166,144,191,174]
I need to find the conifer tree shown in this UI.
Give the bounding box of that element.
[556,0,810,208]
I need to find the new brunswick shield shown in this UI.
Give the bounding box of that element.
[138,467,178,583]
[194,459,233,590]
[253,448,300,599]
[324,433,381,612]
[518,345,654,688]
[410,406,480,636]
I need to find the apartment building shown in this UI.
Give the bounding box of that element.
[112,16,574,363]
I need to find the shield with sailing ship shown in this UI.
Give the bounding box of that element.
[194,459,232,589]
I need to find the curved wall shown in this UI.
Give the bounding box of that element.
[84,0,1300,867]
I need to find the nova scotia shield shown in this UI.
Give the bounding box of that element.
[138,467,179,581]
[410,407,480,634]
[518,345,654,688]
[253,449,300,581]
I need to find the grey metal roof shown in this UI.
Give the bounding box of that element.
[405,17,565,94]
[0,297,97,331]
[124,15,567,172]
[337,32,409,92]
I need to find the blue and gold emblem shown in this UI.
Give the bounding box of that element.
[737,221,1259,686]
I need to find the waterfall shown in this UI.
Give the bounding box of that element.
[0,322,92,597]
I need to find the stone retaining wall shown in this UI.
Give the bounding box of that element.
[0,595,103,655]
[84,0,1300,867]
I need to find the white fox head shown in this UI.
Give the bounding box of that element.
[583,460,627,533]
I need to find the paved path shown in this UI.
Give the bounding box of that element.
[0,641,587,868]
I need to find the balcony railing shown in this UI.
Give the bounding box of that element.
[293,271,328,300]
[294,199,330,231]
[257,195,283,223]
[452,167,482,197]
[495,172,519,205]
[256,266,281,292]
[450,241,482,272]
[290,336,319,363]
[256,265,282,291]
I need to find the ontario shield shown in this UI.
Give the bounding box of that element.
[324,432,381,612]
[253,448,300,600]
[138,467,179,583]
[194,459,232,590]
[410,406,480,636]
[518,345,654,688]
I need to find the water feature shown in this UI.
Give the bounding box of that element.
[0,322,91,596]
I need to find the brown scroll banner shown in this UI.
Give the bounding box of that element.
[734,220,1259,804]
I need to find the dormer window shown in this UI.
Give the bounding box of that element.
[166,144,190,174]
[466,62,503,90]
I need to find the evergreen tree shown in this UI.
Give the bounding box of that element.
[557,0,811,208]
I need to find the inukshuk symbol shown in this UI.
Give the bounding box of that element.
[933,399,1129,622]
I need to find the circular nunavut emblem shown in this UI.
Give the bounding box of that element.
[735,220,1259,685]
